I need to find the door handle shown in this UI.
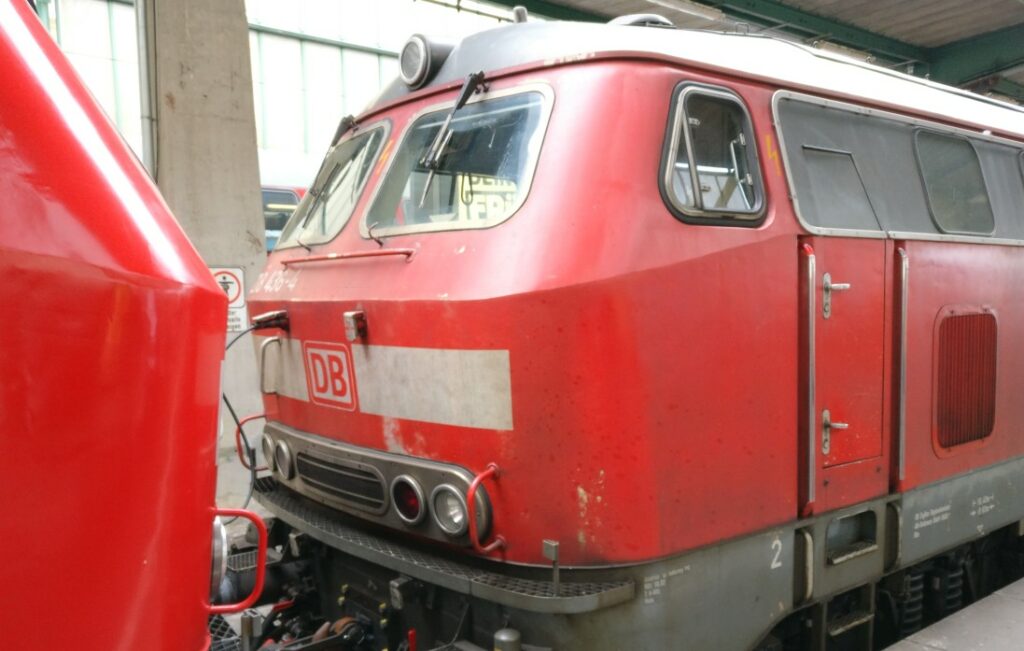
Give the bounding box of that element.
[822,409,848,455]
[822,273,851,319]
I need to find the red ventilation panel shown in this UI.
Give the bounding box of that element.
[935,312,997,448]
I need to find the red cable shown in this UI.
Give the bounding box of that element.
[271,598,295,612]
[235,413,268,471]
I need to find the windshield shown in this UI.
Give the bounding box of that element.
[364,90,549,237]
[276,125,387,249]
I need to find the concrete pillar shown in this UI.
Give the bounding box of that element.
[139,0,264,502]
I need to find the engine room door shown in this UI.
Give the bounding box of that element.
[799,236,888,515]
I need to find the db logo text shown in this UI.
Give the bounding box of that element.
[302,342,357,411]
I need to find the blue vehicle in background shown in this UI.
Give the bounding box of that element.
[261,185,304,251]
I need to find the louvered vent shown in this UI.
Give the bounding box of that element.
[936,312,997,448]
[295,453,386,513]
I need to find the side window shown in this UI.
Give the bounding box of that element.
[663,85,763,222]
[800,147,880,231]
[914,131,994,235]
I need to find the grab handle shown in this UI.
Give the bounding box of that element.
[209,508,267,614]
[280,248,415,266]
[467,463,506,556]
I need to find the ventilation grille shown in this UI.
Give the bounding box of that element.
[296,453,386,512]
[936,312,996,448]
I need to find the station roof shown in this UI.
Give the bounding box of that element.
[486,0,1024,103]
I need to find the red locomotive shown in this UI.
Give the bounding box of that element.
[0,2,264,648]
[247,12,1024,651]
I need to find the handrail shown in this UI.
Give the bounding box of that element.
[467,463,506,556]
[280,248,415,266]
[209,508,267,614]
[801,243,817,511]
[896,247,909,482]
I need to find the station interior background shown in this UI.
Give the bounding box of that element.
[33,0,518,189]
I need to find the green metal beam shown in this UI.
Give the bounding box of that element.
[489,0,924,64]
[704,0,926,64]
[965,76,1024,103]
[484,0,1024,101]
[926,23,1024,85]
[484,0,604,22]
[988,78,1024,102]
[703,1,919,61]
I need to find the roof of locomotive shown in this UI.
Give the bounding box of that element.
[368,20,1024,141]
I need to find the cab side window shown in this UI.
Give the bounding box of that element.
[663,84,764,223]
[915,131,994,235]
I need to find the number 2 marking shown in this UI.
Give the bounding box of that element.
[770,538,783,569]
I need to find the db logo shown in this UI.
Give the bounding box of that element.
[302,342,357,410]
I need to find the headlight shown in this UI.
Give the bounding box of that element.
[262,435,276,472]
[399,36,428,87]
[399,34,453,90]
[430,484,468,536]
[391,475,426,525]
[274,439,295,479]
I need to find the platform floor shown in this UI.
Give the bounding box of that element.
[888,576,1024,650]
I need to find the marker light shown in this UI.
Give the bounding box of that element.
[274,440,295,479]
[431,484,469,536]
[391,475,426,525]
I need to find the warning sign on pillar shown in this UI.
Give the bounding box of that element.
[211,267,247,332]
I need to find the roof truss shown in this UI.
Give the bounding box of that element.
[486,0,1024,100]
[926,23,1024,85]
[704,0,925,64]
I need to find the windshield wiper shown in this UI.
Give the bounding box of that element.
[418,71,486,207]
[310,116,356,202]
[287,115,360,253]
[296,151,361,239]
[331,115,357,148]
